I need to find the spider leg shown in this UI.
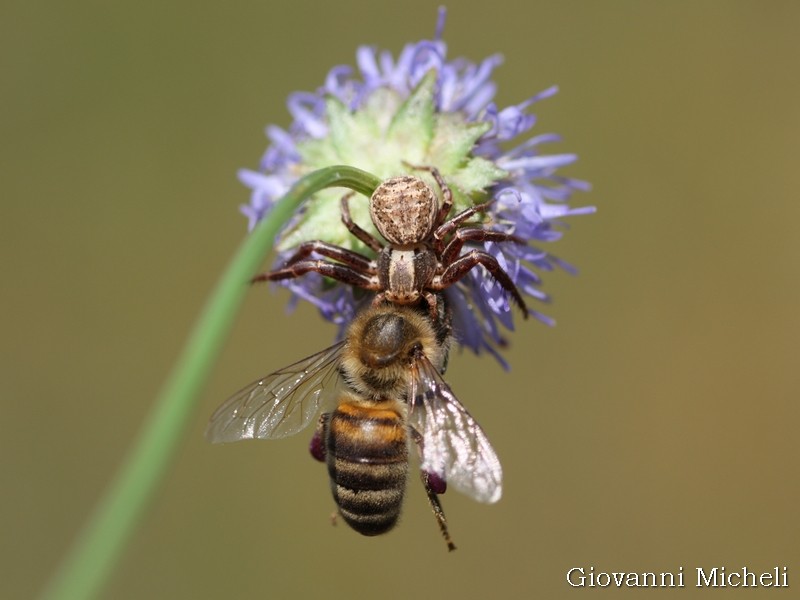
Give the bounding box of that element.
[432,200,494,250]
[440,228,526,265]
[423,291,439,322]
[435,250,529,318]
[341,192,384,253]
[370,291,387,308]
[254,259,380,292]
[266,239,376,273]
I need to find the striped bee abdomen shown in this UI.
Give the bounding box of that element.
[326,399,408,536]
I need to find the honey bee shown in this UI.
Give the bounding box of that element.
[206,299,502,550]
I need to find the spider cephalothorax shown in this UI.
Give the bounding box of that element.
[256,166,529,320]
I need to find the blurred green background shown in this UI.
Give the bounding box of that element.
[3,1,799,598]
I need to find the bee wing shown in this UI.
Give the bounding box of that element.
[206,341,345,443]
[408,355,503,504]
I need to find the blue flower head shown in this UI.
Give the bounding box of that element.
[240,8,593,367]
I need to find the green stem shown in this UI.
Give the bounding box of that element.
[41,166,382,600]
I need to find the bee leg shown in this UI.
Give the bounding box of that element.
[309,414,328,462]
[421,469,446,495]
[412,428,456,551]
[421,470,456,552]
[330,511,339,527]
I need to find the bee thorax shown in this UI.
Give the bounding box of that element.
[358,311,416,367]
[342,305,445,400]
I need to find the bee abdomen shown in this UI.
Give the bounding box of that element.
[326,401,408,536]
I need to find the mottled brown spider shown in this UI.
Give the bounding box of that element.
[254,166,529,320]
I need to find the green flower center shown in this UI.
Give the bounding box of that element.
[277,70,507,253]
